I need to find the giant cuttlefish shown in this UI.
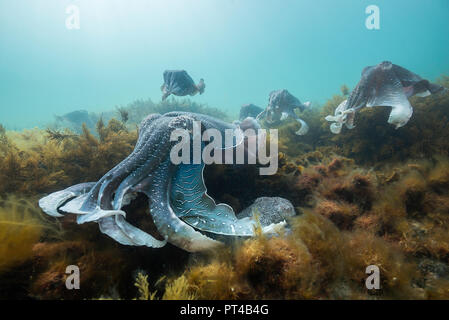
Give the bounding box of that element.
[239,104,264,121]
[39,112,291,252]
[257,89,311,136]
[325,61,446,134]
[161,70,205,101]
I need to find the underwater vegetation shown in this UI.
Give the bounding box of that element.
[0,117,138,196]
[158,156,449,300]
[122,97,230,123]
[0,195,65,299]
[0,195,61,273]
[1,75,449,299]
[49,98,230,135]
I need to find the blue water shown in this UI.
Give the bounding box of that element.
[1,0,448,129]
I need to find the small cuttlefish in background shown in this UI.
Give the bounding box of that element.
[161,70,205,101]
[239,104,264,121]
[325,61,446,134]
[257,89,311,135]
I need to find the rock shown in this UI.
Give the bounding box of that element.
[237,197,296,227]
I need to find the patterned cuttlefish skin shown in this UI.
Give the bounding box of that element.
[39,112,289,252]
[325,61,446,134]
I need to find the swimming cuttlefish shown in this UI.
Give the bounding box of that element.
[325,61,446,134]
[161,70,205,101]
[257,89,311,136]
[239,104,264,121]
[39,112,294,252]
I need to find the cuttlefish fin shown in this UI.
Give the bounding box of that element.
[171,163,257,236]
[366,72,413,128]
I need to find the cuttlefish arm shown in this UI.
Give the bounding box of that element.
[293,116,309,136]
[39,182,96,217]
[325,100,356,134]
[65,113,165,216]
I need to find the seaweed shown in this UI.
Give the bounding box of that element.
[116,106,129,123]
[134,272,157,300]
[45,128,77,145]
[162,275,197,300]
[167,209,419,299]
[1,75,449,300]
[0,118,137,196]
[0,195,61,273]
[170,155,449,300]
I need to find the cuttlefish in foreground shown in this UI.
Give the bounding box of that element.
[325,61,446,134]
[39,112,293,252]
